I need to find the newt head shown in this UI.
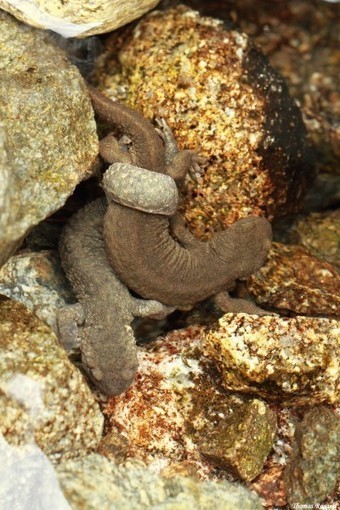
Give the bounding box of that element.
[80,323,138,396]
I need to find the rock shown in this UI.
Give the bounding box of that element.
[247,242,340,317]
[103,326,276,480]
[0,0,161,38]
[251,464,287,508]
[95,5,310,239]
[0,436,72,510]
[0,11,98,267]
[57,453,263,510]
[202,313,339,406]
[0,250,73,333]
[214,0,340,173]
[284,407,340,506]
[198,399,277,481]
[302,173,340,212]
[294,211,340,271]
[0,300,103,461]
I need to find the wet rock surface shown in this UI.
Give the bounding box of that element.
[0,300,103,461]
[0,10,98,267]
[97,5,310,239]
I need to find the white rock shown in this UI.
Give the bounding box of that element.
[0,435,72,510]
[0,0,161,37]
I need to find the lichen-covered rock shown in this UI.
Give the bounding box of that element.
[57,453,263,510]
[247,242,340,317]
[203,313,339,406]
[284,407,340,506]
[294,211,340,271]
[0,250,73,333]
[0,11,98,267]
[0,300,103,461]
[98,5,310,239]
[198,399,277,481]
[104,327,222,474]
[103,327,275,480]
[0,0,161,38]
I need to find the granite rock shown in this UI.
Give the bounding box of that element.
[206,0,340,173]
[0,250,73,333]
[0,300,103,461]
[103,326,276,480]
[203,313,339,406]
[198,399,277,482]
[0,10,98,267]
[294,210,340,271]
[0,437,72,510]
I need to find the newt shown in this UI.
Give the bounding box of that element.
[89,87,272,311]
[58,87,272,396]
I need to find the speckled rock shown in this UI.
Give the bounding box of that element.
[0,0,161,38]
[0,11,98,267]
[247,242,340,317]
[203,313,339,406]
[0,300,103,461]
[97,5,309,239]
[294,211,340,271]
[198,399,277,481]
[103,326,276,480]
[57,453,263,510]
[0,250,73,333]
[204,0,339,173]
[284,407,340,506]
